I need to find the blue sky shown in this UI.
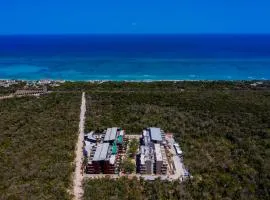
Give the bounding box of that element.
[0,0,269,34]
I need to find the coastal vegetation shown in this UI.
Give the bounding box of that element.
[53,80,270,93]
[121,159,135,174]
[127,138,139,157]
[1,81,269,199]
[0,82,25,95]
[82,81,270,200]
[83,177,190,200]
[0,93,81,200]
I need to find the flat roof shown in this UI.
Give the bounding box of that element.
[154,143,162,161]
[93,143,110,161]
[111,127,118,140]
[104,127,118,142]
[149,127,162,141]
[104,128,111,141]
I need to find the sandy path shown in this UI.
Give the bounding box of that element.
[73,92,86,200]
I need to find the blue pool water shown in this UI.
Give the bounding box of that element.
[0,34,270,80]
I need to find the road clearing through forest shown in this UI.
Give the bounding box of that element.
[73,92,86,200]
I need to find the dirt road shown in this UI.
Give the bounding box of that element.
[73,92,86,200]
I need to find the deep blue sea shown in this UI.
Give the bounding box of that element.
[0,34,270,81]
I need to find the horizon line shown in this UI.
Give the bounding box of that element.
[1,33,270,36]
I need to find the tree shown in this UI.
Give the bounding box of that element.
[128,139,139,157]
[121,158,135,174]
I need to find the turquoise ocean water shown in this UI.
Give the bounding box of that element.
[0,35,270,81]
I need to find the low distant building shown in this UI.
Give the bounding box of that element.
[250,81,263,87]
[15,86,48,96]
[38,80,52,85]
[0,79,18,87]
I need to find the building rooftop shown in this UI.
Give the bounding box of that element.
[149,127,162,142]
[104,127,118,142]
[109,155,116,165]
[85,131,96,141]
[112,143,118,154]
[140,154,145,165]
[93,143,110,161]
[143,130,147,137]
[84,142,93,154]
[154,143,162,161]
[117,135,123,144]
[174,143,183,155]
[119,130,125,136]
